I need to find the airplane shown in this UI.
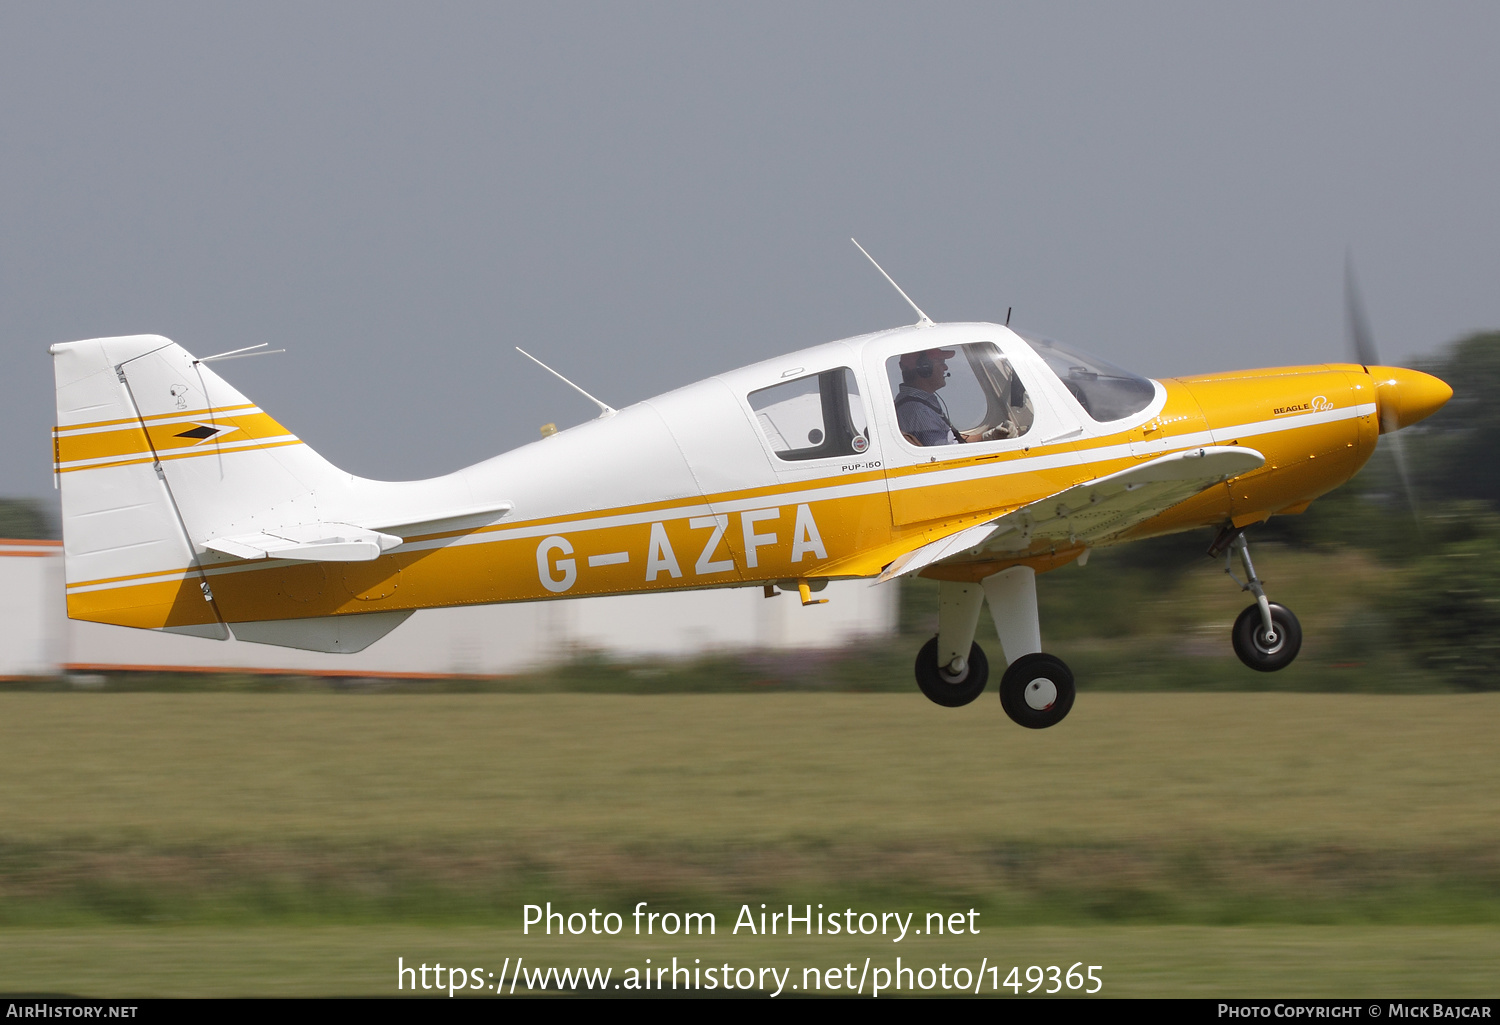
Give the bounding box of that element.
[47,251,1452,727]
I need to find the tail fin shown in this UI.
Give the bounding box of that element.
[51,335,354,638]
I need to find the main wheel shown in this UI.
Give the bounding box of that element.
[914,637,989,707]
[1232,602,1302,672]
[999,653,1075,729]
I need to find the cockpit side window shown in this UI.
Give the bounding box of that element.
[884,343,1034,447]
[1021,334,1156,422]
[749,367,870,461]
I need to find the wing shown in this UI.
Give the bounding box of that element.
[877,445,1265,582]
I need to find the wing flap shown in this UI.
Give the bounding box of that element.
[878,446,1264,582]
[875,520,1000,583]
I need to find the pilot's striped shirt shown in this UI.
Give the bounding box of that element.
[894,384,960,446]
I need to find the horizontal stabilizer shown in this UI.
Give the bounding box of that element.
[878,445,1265,582]
[369,502,515,538]
[204,522,404,562]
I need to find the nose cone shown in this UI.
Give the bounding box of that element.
[1368,366,1453,433]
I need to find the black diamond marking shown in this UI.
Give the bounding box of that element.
[174,425,220,440]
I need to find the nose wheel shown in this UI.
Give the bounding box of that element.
[1232,601,1302,672]
[1216,530,1302,672]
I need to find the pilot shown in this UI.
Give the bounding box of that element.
[895,348,965,445]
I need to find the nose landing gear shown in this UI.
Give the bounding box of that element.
[1217,531,1302,672]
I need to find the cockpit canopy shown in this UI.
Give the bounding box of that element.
[1019,333,1156,423]
[737,324,1159,463]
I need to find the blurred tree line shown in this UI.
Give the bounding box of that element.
[1376,333,1498,686]
[0,498,55,540]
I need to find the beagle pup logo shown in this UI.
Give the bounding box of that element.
[1273,395,1333,416]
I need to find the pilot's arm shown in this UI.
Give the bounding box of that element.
[962,423,1016,442]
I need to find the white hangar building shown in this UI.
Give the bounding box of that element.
[0,540,896,679]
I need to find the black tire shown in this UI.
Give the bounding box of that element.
[999,652,1075,729]
[1232,602,1302,672]
[914,637,989,707]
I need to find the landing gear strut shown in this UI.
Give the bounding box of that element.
[1220,532,1302,672]
[913,568,1075,727]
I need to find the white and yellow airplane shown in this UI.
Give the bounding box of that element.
[48,260,1451,727]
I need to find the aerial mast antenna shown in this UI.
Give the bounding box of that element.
[514,347,617,418]
[850,238,934,328]
[192,342,287,365]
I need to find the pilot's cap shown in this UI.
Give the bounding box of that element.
[898,348,956,370]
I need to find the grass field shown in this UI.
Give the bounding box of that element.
[0,692,1496,996]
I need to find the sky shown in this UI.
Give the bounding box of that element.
[3,2,1497,499]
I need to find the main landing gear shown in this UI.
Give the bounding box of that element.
[1214,530,1302,672]
[914,637,988,707]
[913,566,1076,728]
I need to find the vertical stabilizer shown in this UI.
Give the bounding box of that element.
[51,335,346,635]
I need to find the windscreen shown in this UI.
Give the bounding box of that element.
[1021,334,1156,422]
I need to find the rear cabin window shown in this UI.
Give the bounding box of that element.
[749,367,870,461]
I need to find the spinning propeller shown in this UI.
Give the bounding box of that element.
[1345,254,1417,519]
[1344,254,1451,525]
